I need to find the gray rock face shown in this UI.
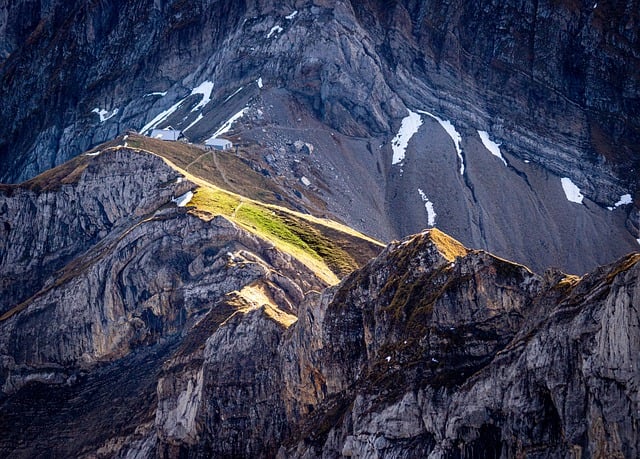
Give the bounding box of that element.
[0,146,325,396]
[0,0,638,275]
[1,146,638,459]
[0,147,189,315]
[279,231,640,458]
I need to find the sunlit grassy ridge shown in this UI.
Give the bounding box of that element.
[120,134,384,285]
[189,185,377,285]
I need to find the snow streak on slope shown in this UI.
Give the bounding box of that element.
[140,81,214,133]
[418,110,464,175]
[478,130,507,166]
[391,110,423,165]
[191,81,214,112]
[418,188,437,226]
[208,108,249,140]
[224,87,244,103]
[561,178,585,204]
[92,108,119,123]
[183,114,204,133]
[140,97,186,134]
[267,25,283,38]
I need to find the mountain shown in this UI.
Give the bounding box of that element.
[1,2,640,456]
[0,143,638,457]
[1,0,639,274]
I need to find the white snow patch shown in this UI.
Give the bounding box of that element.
[191,81,214,112]
[139,97,186,134]
[524,160,530,163]
[560,178,585,204]
[257,77,263,89]
[301,176,311,187]
[478,130,507,166]
[614,194,633,207]
[145,91,167,97]
[418,110,465,175]
[286,11,298,20]
[208,108,249,139]
[391,109,423,165]
[267,25,283,38]
[637,238,640,246]
[431,358,439,363]
[140,81,212,133]
[224,86,244,103]
[92,108,119,123]
[85,151,101,157]
[385,356,391,362]
[172,191,194,207]
[418,188,437,226]
[183,113,204,132]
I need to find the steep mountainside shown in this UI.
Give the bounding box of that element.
[0,0,638,274]
[0,146,638,457]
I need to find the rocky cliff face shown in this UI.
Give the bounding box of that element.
[279,232,640,458]
[0,147,638,457]
[0,0,638,274]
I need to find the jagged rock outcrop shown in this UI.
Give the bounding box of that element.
[277,232,640,458]
[2,147,638,459]
[0,145,327,398]
[0,0,638,274]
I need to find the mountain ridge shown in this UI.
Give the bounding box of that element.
[1,0,638,274]
[0,143,639,457]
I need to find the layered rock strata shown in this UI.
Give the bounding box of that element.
[0,147,638,457]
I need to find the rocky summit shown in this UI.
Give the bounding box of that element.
[0,143,639,457]
[1,1,640,458]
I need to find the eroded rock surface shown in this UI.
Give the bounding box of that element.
[1,146,638,458]
[0,0,638,274]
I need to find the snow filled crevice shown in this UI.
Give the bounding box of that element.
[191,81,214,112]
[418,188,437,226]
[418,110,465,175]
[208,108,249,140]
[560,178,585,204]
[183,114,204,133]
[391,109,423,165]
[92,108,119,123]
[267,25,283,38]
[140,81,214,134]
[478,130,507,166]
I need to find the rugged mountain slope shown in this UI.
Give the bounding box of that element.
[1,144,639,457]
[1,0,638,274]
[0,141,381,456]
